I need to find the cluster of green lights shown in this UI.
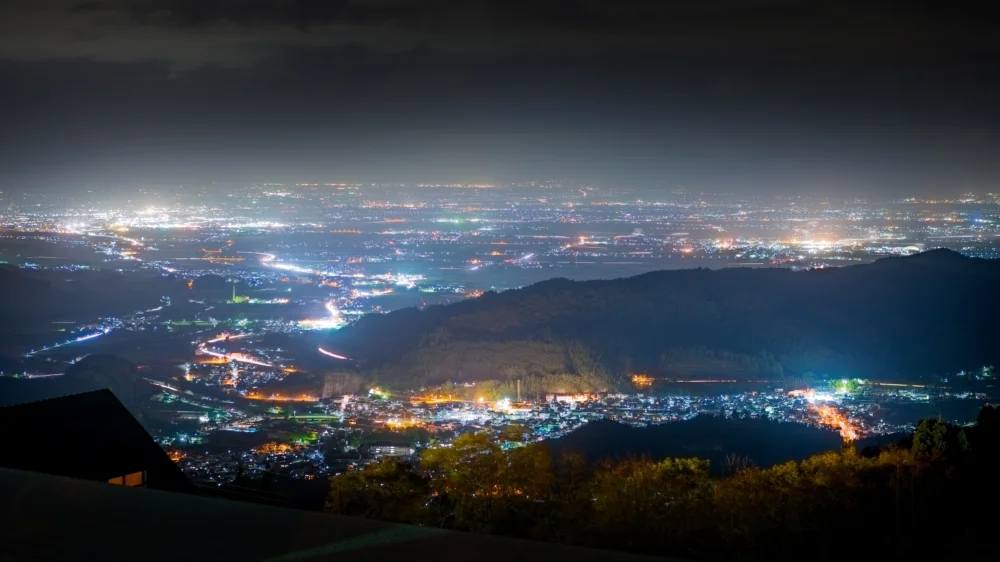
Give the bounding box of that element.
[368,387,390,400]
[832,378,862,393]
[209,409,230,422]
[290,432,319,445]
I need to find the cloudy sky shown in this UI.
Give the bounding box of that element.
[1,0,998,193]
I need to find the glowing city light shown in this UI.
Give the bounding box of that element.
[631,374,654,389]
[245,392,319,402]
[298,301,345,330]
[811,404,860,441]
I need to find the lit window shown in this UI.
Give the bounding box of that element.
[108,471,146,487]
[124,471,145,487]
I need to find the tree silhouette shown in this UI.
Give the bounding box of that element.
[326,406,997,560]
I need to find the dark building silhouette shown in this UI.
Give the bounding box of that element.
[0,389,196,494]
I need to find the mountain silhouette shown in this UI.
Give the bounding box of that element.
[327,250,1000,387]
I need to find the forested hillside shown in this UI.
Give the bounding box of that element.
[328,250,1000,391]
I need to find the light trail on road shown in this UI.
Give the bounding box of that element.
[26,330,108,357]
[318,347,350,360]
[197,346,273,367]
[205,333,251,344]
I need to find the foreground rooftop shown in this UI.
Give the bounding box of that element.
[1,467,670,562]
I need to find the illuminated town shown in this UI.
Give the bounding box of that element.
[1,183,997,486]
[156,368,992,485]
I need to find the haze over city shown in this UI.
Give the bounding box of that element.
[2,2,1000,561]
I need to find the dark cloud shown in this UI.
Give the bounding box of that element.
[0,1,998,191]
[2,1,997,68]
[119,0,443,28]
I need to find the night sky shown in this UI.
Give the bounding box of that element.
[1,1,998,193]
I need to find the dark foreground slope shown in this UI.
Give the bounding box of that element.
[328,250,1000,388]
[1,468,662,562]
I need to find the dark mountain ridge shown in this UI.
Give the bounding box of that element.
[328,250,1000,388]
[546,417,843,473]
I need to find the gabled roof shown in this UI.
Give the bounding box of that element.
[0,389,196,494]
